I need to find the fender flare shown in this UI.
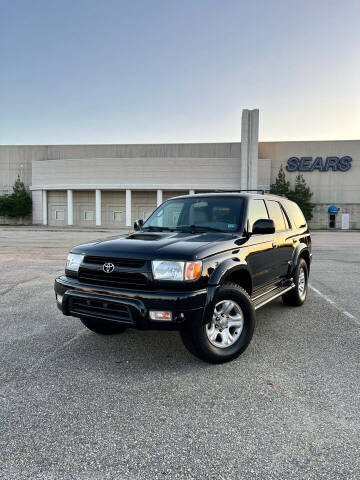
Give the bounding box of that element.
[290,244,310,275]
[202,259,252,326]
[208,258,251,287]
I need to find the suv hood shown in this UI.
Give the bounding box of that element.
[71,231,244,261]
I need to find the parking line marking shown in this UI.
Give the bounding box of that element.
[343,311,356,320]
[309,283,360,326]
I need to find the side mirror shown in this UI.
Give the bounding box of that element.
[134,218,144,231]
[252,218,275,235]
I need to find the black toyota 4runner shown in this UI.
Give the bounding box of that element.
[55,192,311,364]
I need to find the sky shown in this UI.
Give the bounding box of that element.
[1,0,360,145]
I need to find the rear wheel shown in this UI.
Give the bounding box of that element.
[80,317,128,335]
[180,283,255,364]
[282,258,308,306]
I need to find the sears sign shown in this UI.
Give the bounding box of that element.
[286,156,352,172]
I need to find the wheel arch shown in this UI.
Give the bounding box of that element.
[291,244,311,275]
[208,259,253,295]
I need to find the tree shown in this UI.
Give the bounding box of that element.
[288,173,314,221]
[269,165,290,196]
[0,175,32,217]
[270,166,314,222]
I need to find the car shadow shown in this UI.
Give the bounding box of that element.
[59,321,211,375]
[54,297,293,376]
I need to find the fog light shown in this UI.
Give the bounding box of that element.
[56,294,63,305]
[149,311,172,321]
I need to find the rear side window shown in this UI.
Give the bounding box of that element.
[247,199,268,232]
[282,200,307,229]
[266,201,286,231]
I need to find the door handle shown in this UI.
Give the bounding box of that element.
[272,242,277,248]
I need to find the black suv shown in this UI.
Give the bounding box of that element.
[55,192,311,363]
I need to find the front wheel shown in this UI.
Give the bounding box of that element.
[80,317,128,335]
[180,283,256,364]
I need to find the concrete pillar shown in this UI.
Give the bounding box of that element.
[249,109,259,189]
[95,189,101,226]
[126,189,131,226]
[189,189,195,195]
[157,189,163,206]
[67,189,73,226]
[42,190,47,225]
[240,109,259,190]
[240,109,249,190]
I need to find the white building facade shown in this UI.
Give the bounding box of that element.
[1,109,359,229]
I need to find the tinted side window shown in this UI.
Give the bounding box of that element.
[266,201,286,231]
[248,199,268,232]
[152,201,185,227]
[283,200,307,228]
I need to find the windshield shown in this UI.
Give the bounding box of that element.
[143,196,245,233]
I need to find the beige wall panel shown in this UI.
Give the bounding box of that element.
[132,191,157,205]
[310,203,360,229]
[0,146,47,194]
[31,190,43,224]
[259,140,360,204]
[258,159,271,190]
[31,157,242,190]
[1,143,240,194]
[43,143,241,160]
[74,191,95,203]
[47,190,67,226]
[73,190,95,227]
[48,205,67,226]
[132,191,157,222]
[48,190,67,203]
[0,216,32,225]
[101,191,126,227]
[101,191,126,203]
[162,191,189,201]
[2,140,360,229]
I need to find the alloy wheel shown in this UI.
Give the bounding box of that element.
[206,300,244,348]
[298,267,306,296]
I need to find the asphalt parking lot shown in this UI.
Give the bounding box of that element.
[0,228,359,480]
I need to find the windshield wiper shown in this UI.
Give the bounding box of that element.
[175,225,223,233]
[142,226,173,232]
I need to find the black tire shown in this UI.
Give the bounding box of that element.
[282,258,308,306]
[80,317,128,335]
[180,283,256,364]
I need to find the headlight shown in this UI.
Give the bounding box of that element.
[66,253,84,272]
[152,260,202,281]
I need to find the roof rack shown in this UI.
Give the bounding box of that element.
[213,189,265,194]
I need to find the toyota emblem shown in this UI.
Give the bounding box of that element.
[103,262,115,273]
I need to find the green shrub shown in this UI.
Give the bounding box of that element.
[270,167,314,221]
[0,176,32,217]
[269,165,290,197]
[287,173,314,221]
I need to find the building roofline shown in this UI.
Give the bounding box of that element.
[0,141,241,148]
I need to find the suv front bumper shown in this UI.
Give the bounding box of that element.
[54,276,211,330]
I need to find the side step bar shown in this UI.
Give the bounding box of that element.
[252,282,296,310]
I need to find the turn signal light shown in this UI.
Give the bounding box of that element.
[149,311,172,321]
[185,261,202,280]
